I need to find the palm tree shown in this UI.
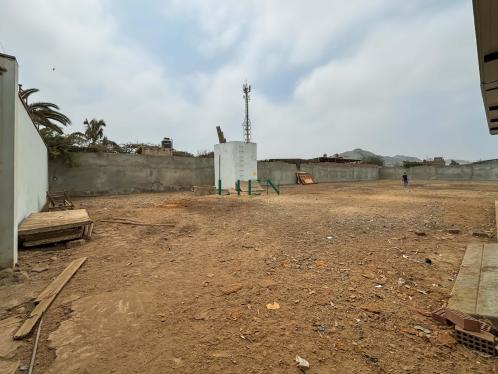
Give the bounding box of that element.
[19,87,71,134]
[82,118,106,145]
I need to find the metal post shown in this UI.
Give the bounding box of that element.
[248,180,252,195]
[218,155,222,195]
[237,180,241,196]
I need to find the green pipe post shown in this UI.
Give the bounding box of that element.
[218,179,221,195]
[248,180,252,195]
[237,180,241,196]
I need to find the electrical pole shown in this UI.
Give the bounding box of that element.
[242,82,252,143]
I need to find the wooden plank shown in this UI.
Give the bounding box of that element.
[28,318,43,374]
[14,257,87,339]
[447,243,484,315]
[476,243,498,324]
[23,230,83,247]
[18,209,92,236]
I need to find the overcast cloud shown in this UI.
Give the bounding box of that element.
[0,0,494,160]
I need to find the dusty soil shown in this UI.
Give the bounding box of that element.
[1,180,498,373]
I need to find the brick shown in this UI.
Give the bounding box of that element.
[431,307,452,326]
[445,309,481,332]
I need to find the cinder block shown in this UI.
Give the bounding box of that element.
[455,325,496,356]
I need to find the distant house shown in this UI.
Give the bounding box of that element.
[136,146,173,157]
[423,157,445,166]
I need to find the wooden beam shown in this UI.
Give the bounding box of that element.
[14,257,87,339]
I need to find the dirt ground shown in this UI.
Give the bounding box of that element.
[1,180,498,373]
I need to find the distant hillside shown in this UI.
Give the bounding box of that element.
[338,148,421,167]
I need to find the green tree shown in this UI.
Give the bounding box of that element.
[82,118,106,145]
[19,87,71,134]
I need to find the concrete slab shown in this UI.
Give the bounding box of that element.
[448,243,498,326]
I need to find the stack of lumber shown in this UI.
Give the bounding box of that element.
[18,209,93,247]
[296,172,316,185]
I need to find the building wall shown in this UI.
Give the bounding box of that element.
[0,54,48,268]
[15,96,48,225]
[0,55,17,268]
[380,164,498,180]
[49,152,214,195]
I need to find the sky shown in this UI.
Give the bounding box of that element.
[0,0,495,161]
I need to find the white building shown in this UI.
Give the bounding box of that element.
[214,141,257,189]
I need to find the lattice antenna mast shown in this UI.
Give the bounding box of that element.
[242,82,252,143]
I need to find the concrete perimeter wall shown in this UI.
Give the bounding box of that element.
[49,155,382,195]
[0,54,48,268]
[380,163,498,181]
[301,163,379,183]
[49,153,214,195]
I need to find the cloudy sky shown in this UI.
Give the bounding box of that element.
[0,0,495,160]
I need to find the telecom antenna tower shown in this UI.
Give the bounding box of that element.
[242,82,252,143]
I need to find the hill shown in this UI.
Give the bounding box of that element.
[338,148,421,167]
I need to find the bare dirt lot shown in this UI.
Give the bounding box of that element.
[2,180,498,373]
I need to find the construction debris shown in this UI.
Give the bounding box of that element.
[455,325,496,356]
[431,307,497,356]
[45,191,74,212]
[14,257,87,339]
[296,172,315,185]
[100,219,174,227]
[216,126,226,143]
[18,209,93,247]
[295,355,309,370]
[28,318,43,374]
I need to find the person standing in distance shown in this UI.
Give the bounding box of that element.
[402,172,409,189]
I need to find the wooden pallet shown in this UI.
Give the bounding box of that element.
[18,209,93,247]
[46,191,74,211]
[296,172,316,185]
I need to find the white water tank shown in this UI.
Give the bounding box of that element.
[214,141,257,189]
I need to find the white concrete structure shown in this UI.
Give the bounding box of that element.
[473,0,498,133]
[0,53,48,268]
[214,141,257,189]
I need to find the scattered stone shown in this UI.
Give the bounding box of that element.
[193,311,209,320]
[361,271,375,279]
[266,302,280,310]
[435,331,457,347]
[360,303,382,314]
[472,231,490,238]
[295,355,310,370]
[414,231,426,236]
[448,228,461,234]
[31,264,49,273]
[221,283,243,295]
[66,239,86,248]
[414,325,431,335]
